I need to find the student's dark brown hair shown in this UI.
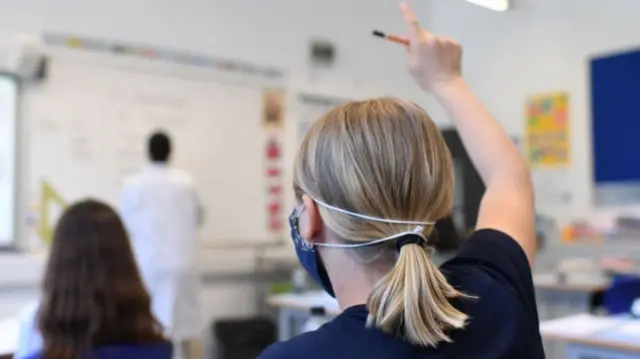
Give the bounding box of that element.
[38,199,166,359]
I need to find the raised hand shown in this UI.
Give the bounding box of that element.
[400,2,463,93]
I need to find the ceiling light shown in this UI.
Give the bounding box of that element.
[465,0,510,12]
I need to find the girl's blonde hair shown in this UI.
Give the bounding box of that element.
[293,98,469,347]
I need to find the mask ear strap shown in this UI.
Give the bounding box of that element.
[316,225,427,249]
[313,198,434,226]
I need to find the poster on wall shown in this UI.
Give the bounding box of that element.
[524,92,573,207]
[525,92,570,168]
[262,89,285,130]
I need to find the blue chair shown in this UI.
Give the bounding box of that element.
[603,274,640,315]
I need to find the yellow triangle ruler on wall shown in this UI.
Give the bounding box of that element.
[38,180,67,244]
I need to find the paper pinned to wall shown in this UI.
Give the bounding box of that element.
[522,93,573,208]
[262,89,285,130]
[525,92,570,168]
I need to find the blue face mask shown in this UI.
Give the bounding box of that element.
[289,208,335,297]
[288,199,435,298]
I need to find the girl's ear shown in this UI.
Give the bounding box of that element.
[299,194,323,243]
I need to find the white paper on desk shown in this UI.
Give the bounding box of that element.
[615,320,640,336]
[594,320,640,344]
[0,317,20,354]
[540,314,622,336]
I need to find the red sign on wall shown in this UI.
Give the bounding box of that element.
[265,135,284,236]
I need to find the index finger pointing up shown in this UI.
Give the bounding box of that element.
[399,2,431,40]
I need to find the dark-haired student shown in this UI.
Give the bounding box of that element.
[15,199,172,359]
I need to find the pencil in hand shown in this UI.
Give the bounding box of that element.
[372,30,409,46]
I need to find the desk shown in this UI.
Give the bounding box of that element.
[534,274,610,358]
[540,314,640,359]
[534,273,609,318]
[266,291,340,341]
[0,316,19,358]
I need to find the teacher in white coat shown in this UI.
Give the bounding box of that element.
[119,131,204,359]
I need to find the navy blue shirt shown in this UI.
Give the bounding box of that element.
[260,229,545,359]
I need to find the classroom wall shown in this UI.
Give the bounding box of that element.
[423,0,640,225]
[0,0,432,103]
[0,0,438,250]
[0,0,436,337]
[0,0,638,232]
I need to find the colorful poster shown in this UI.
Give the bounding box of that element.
[525,93,570,167]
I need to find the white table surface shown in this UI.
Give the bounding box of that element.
[540,313,640,353]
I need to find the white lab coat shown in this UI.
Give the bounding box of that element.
[119,163,203,341]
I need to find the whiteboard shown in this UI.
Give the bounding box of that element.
[0,74,18,246]
[27,58,285,245]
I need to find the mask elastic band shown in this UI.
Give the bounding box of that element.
[315,225,426,249]
[313,198,435,226]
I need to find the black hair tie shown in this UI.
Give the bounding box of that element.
[396,234,424,252]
